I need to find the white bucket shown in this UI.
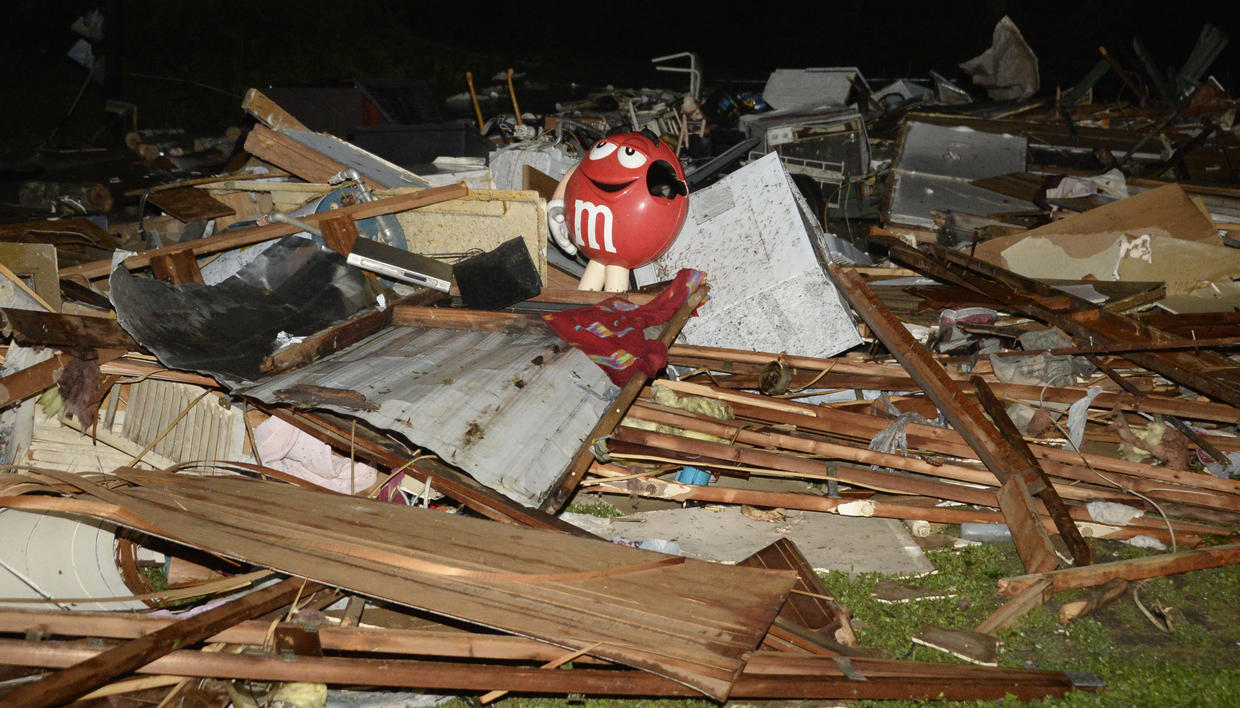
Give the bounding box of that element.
[0,509,148,611]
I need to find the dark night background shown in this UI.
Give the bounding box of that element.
[0,1,1234,159]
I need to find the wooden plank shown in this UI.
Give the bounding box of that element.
[60,183,468,281]
[991,335,1240,357]
[149,250,205,285]
[241,88,310,132]
[319,215,360,256]
[0,640,1082,701]
[0,352,72,409]
[999,543,1240,596]
[244,124,385,191]
[587,464,1207,548]
[883,239,1240,410]
[1058,578,1129,623]
[976,578,1052,634]
[668,343,1240,424]
[526,289,657,306]
[647,379,1240,506]
[972,376,1092,566]
[625,397,1233,536]
[739,539,856,646]
[5,470,794,702]
[391,306,550,335]
[1,309,138,350]
[259,290,447,375]
[827,265,1059,574]
[0,350,125,410]
[0,610,605,663]
[145,186,235,222]
[541,281,711,512]
[0,576,309,708]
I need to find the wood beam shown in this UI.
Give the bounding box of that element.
[0,640,1081,702]
[973,376,1092,566]
[1000,543,1240,596]
[60,183,468,281]
[241,88,310,132]
[244,124,385,190]
[149,250,205,285]
[0,577,311,708]
[828,265,1059,574]
[2,309,138,351]
[259,290,447,376]
[392,306,551,335]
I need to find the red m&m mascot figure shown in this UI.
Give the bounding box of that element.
[547,129,690,291]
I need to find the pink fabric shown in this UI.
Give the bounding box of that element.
[542,269,706,385]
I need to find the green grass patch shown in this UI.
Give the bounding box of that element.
[565,497,624,519]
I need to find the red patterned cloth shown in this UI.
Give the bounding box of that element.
[542,269,706,385]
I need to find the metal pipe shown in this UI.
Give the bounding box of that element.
[266,211,322,238]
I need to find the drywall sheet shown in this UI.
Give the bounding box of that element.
[635,153,862,357]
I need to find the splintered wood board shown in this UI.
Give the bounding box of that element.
[45,470,795,700]
[146,187,236,223]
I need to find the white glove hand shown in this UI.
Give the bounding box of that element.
[546,198,576,256]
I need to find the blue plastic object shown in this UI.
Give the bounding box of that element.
[674,466,712,486]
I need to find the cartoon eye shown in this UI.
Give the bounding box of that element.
[617,146,647,169]
[588,141,618,160]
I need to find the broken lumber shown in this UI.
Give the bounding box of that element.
[1059,578,1130,623]
[59,183,468,281]
[586,462,1206,548]
[669,343,1240,424]
[1,468,793,701]
[0,641,1086,701]
[260,289,448,375]
[241,88,310,132]
[392,306,550,335]
[973,375,1092,565]
[828,265,1060,574]
[639,381,1240,522]
[1,310,137,351]
[976,578,1053,634]
[0,576,311,708]
[1000,543,1240,596]
[884,238,1240,408]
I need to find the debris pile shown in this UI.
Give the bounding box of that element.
[2,16,1239,705]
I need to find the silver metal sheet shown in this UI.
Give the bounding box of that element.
[634,153,862,358]
[889,171,1035,229]
[235,326,618,507]
[888,121,1035,228]
[762,68,867,110]
[896,121,1026,179]
[284,129,428,189]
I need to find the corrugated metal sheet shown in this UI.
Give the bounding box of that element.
[235,325,618,507]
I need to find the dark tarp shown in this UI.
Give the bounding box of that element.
[110,236,383,384]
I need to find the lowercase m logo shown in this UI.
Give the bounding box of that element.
[573,200,615,253]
